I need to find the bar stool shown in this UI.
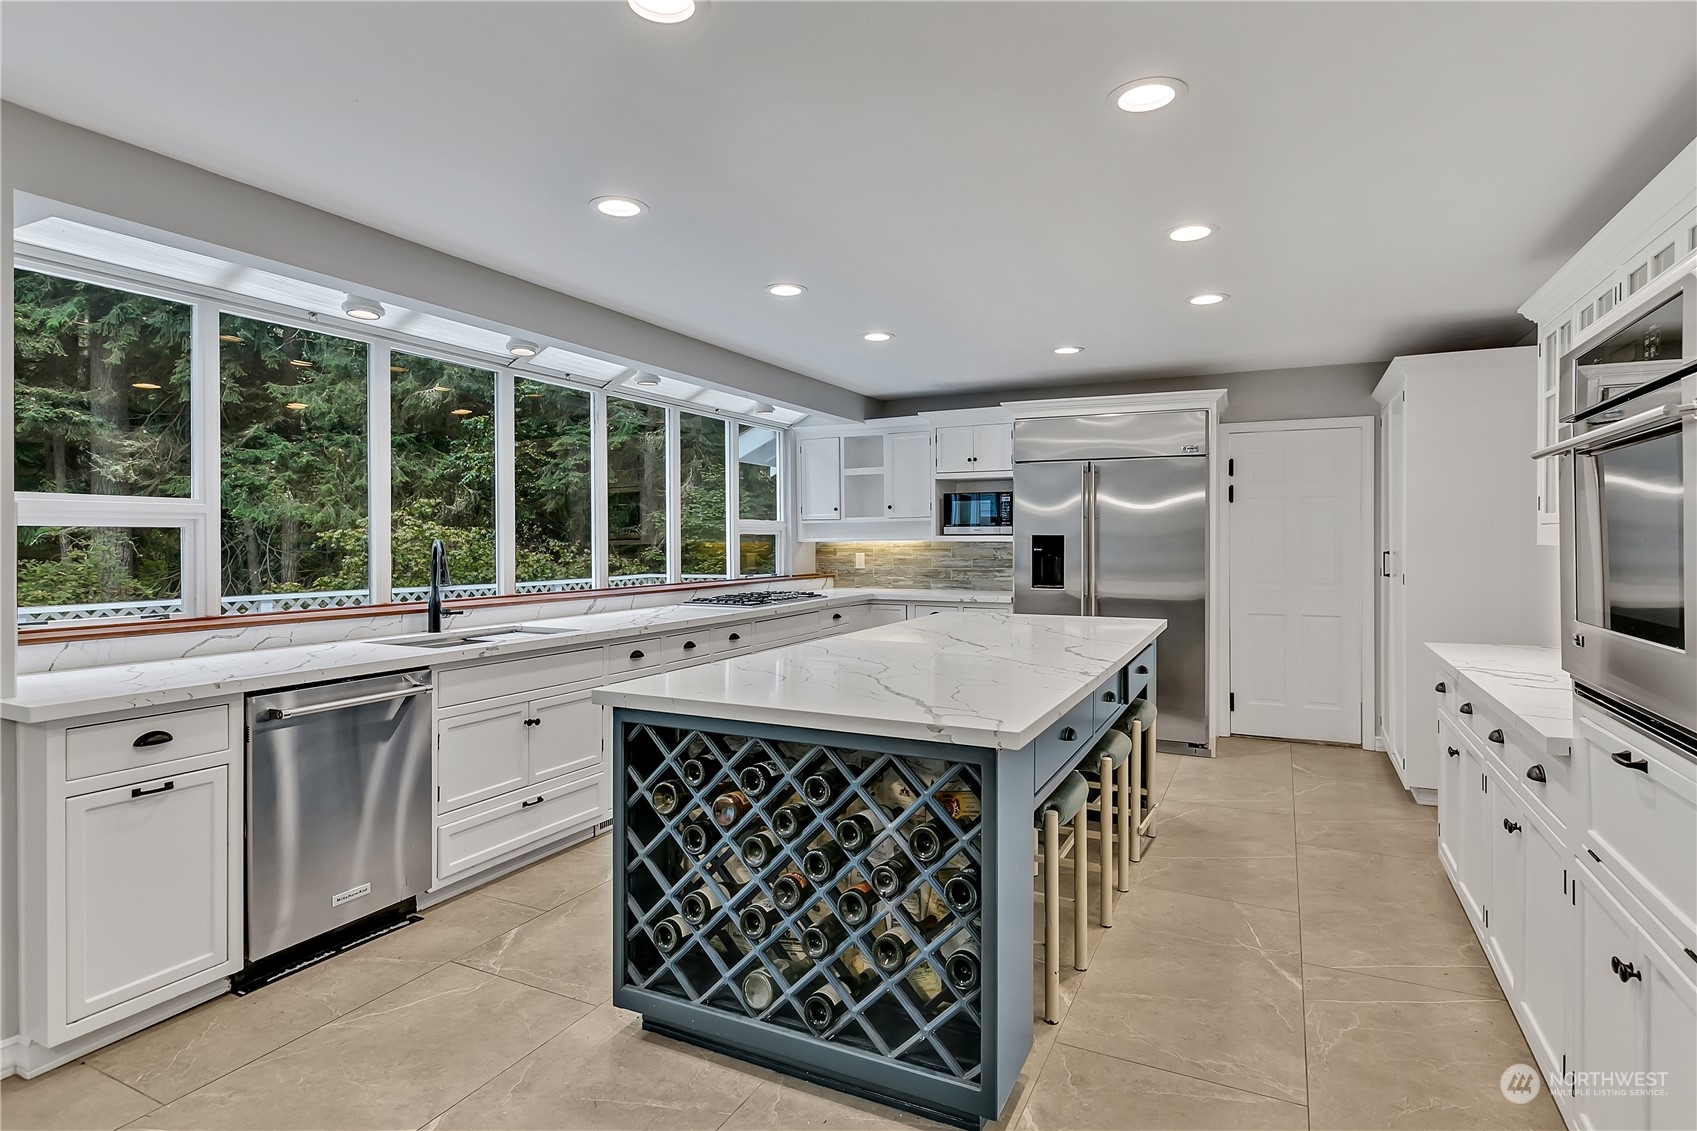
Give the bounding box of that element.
[1034,770,1089,1024]
[1079,728,1132,927]
[1112,698,1159,879]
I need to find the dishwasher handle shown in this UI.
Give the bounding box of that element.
[265,683,431,720]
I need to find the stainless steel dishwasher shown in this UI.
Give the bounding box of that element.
[245,670,433,966]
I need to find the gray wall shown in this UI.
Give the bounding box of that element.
[880,361,1387,422]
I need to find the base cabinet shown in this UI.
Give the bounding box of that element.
[1516,812,1570,1075]
[1486,765,1525,993]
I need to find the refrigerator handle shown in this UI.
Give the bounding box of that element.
[1085,461,1100,616]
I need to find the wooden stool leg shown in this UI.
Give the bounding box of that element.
[1098,756,1114,927]
[1117,752,1132,891]
[1043,810,1061,1023]
[1072,804,1089,971]
[1145,720,1158,838]
[1129,720,1144,864]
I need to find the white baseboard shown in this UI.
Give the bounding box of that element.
[1,1034,23,1079]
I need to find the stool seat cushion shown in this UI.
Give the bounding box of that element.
[1114,698,1157,734]
[1034,771,1090,827]
[1081,728,1132,770]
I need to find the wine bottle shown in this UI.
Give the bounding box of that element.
[907,823,945,864]
[943,867,980,914]
[837,881,876,927]
[870,856,917,898]
[801,917,847,960]
[802,841,847,883]
[680,887,719,926]
[712,790,752,829]
[737,759,784,797]
[680,819,713,856]
[803,967,877,1035]
[801,767,847,808]
[740,828,782,870]
[943,937,980,993]
[872,768,919,814]
[653,914,692,954]
[680,751,721,789]
[772,803,808,841]
[772,871,811,912]
[834,811,879,854]
[872,924,918,973]
[934,789,981,825]
[739,897,781,942]
[904,965,951,1016]
[742,968,778,1014]
[651,779,684,817]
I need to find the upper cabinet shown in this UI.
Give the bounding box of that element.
[798,436,843,521]
[1521,140,1696,545]
[794,422,934,538]
[934,423,1013,475]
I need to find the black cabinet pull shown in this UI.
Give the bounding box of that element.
[1611,956,1642,983]
[887,503,893,509]
[1610,750,1649,773]
[1381,550,1391,578]
[1135,665,1149,675]
[1434,681,1446,694]
[629,649,645,660]
[682,640,697,650]
[1059,727,1077,742]
[728,633,741,642]
[1526,764,1547,783]
[1103,691,1117,702]
[131,781,175,799]
[832,613,843,621]
[133,730,174,748]
[521,795,546,808]
[1488,729,1505,744]
[1502,818,1520,834]
[1459,702,1473,715]
[523,717,540,727]
[1447,746,1460,758]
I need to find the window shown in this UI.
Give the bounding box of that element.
[220,315,369,611]
[739,534,778,576]
[390,353,496,598]
[679,412,728,578]
[13,270,191,497]
[738,426,779,521]
[17,526,182,622]
[514,378,594,592]
[607,397,668,583]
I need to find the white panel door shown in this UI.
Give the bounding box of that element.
[934,426,976,474]
[437,702,531,813]
[887,432,933,518]
[1228,426,1365,743]
[527,690,601,784]
[797,437,841,520]
[972,423,1014,472]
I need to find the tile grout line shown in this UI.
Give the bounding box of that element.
[1290,744,1313,1131]
[81,1060,164,1122]
[1046,1034,1309,1112]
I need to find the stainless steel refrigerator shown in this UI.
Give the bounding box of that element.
[1013,410,1210,753]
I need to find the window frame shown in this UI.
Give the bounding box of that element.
[11,254,791,628]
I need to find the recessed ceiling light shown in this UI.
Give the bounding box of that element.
[753,402,777,415]
[131,381,161,390]
[592,196,647,218]
[766,283,806,297]
[506,338,540,357]
[1187,292,1229,306]
[1053,346,1084,356]
[341,295,385,321]
[450,407,475,416]
[628,0,694,23]
[1110,77,1187,113]
[1166,223,1215,243]
[288,358,313,368]
[285,402,308,411]
[633,373,662,387]
[862,331,893,342]
[218,334,244,344]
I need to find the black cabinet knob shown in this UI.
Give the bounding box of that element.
[1502,818,1521,834]
[1610,750,1649,773]
[1526,764,1546,783]
[1434,681,1446,693]
[133,730,174,747]
[1447,746,1460,758]
[1488,729,1504,744]
[1459,702,1473,715]
[1611,956,1643,983]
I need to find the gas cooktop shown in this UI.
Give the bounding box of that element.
[684,590,826,607]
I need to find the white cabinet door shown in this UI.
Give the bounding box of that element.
[1646,948,1697,1131]
[798,437,841,520]
[972,423,1014,472]
[1487,767,1525,993]
[1437,715,1464,879]
[862,602,909,626]
[934,426,977,474]
[1517,813,1570,1075]
[64,767,229,1024]
[1574,871,1650,1131]
[887,432,932,518]
[528,690,601,784]
[1456,742,1492,925]
[1380,397,1406,762]
[438,702,531,813]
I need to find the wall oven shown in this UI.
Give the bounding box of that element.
[1543,272,1697,737]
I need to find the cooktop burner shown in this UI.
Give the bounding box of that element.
[684,590,826,607]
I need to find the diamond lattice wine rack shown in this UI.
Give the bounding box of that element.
[613,711,1023,1128]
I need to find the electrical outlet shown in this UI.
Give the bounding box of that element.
[854,552,866,570]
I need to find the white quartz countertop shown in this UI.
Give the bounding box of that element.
[2,589,1011,725]
[593,611,1164,750]
[1426,643,1572,754]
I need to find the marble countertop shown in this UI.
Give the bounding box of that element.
[2,589,1013,725]
[593,611,1165,750]
[1426,643,1572,754]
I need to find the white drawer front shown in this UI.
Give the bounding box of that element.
[758,609,823,644]
[711,622,755,653]
[606,638,666,677]
[661,629,718,666]
[66,704,232,783]
[861,602,909,627]
[1579,712,1697,941]
[437,647,606,708]
[820,607,858,634]
[436,775,602,883]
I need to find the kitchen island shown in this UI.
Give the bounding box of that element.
[592,611,1163,1128]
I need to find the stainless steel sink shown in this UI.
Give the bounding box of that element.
[372,625,582,649]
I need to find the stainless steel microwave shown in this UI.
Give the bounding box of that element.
[942,491,1012,535]
[1544,271,1697,736]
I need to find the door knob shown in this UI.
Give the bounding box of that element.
[1502,818,1520,834]
[1447,747,1460,758]
[1611,956,1642,983]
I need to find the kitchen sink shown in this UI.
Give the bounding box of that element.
[372,625,583,649]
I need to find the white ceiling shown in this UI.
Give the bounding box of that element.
[3,1,1693,401]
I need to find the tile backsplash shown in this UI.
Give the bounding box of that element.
[813,541,1013,590]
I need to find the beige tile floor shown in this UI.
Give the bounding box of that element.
[2,738,1567,1131]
